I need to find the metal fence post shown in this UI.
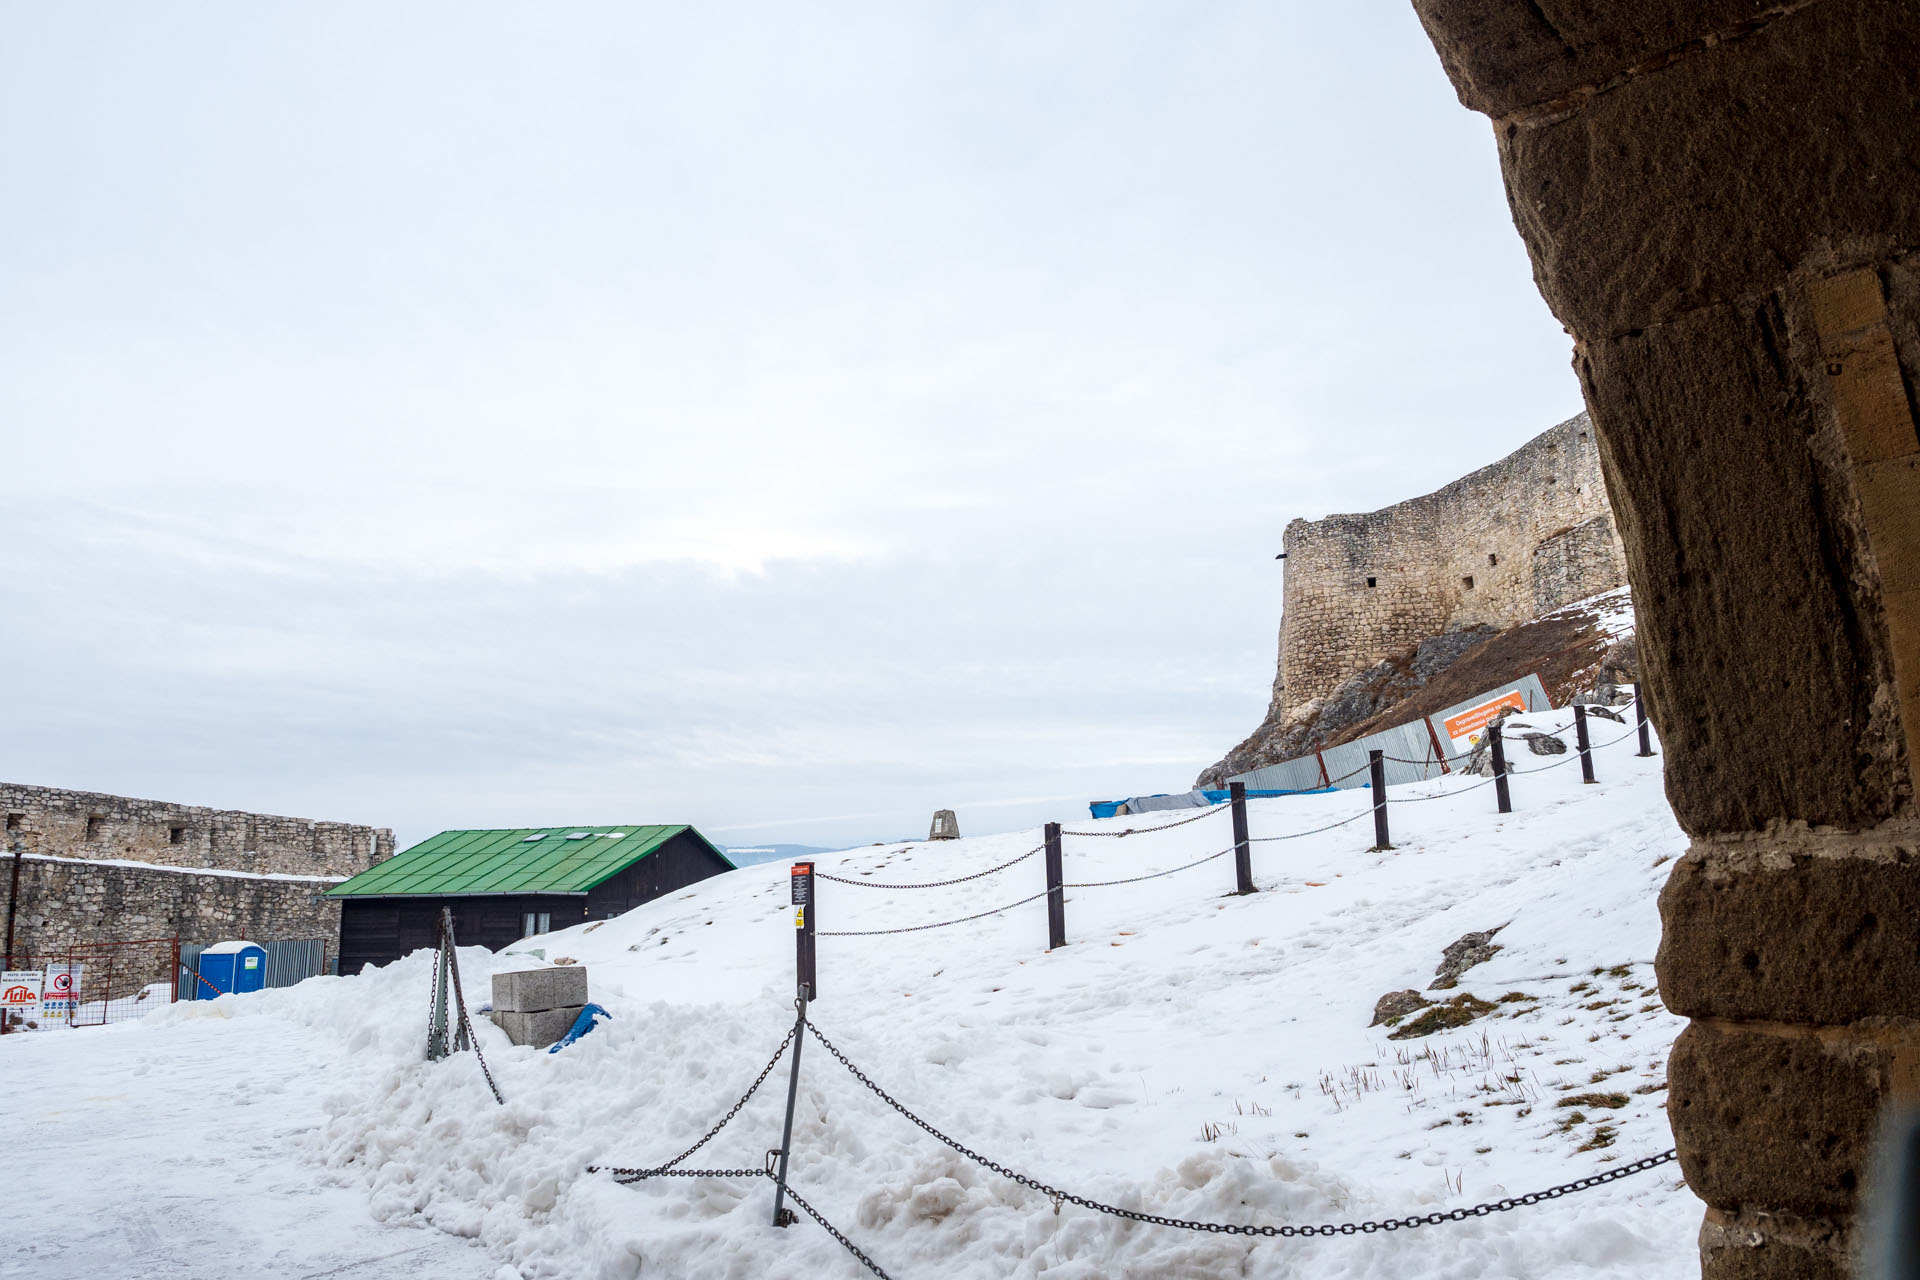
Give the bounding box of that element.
[1491,722,1513,814]
[428,914,451,1062]
[1044,822,1066,950]
[1636,690,1656,757]
[773,861,817,1229]
[1230,783,1254,894]
[1575,704,1596,783]
[1369,750,1391,850]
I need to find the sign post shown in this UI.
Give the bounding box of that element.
[772,862,816,1228]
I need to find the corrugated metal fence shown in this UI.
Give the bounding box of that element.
[179,937,330,999]
[1232,674,1552,792]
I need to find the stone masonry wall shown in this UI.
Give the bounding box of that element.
[0,781,394,878]
[8,856,346,999]
[1277,412,1626,722]
[1413,1,1920,1275]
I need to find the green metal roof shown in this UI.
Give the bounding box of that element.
[327,825,733,898]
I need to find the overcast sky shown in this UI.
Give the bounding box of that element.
[1,3,1580,851]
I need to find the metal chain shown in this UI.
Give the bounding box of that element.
[1386,772,1505,804]
[817,888,1053,937]
[1507,726,1643,774]
[591,1021,799,1180]
[780,1180,895,1279]
[423,933,443,1060]
[1063,802,1232,839]
[1245,805,1376,843]
[816,843,1044,890]
[1065,845,1235,889]
[602,1162,893,1279]
[441,920,505,1106]
[807,1021,1676,1237]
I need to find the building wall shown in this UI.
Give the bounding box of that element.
[7,855,347,1001]
[336,837,735,974]
[0,781,394,877]
[1277,413,1627,717]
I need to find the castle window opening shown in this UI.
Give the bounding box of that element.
[1463,575,1475,590]
[4,812,21,833]
[1488,552,1498,566]
[85,813,104,842]
[168,824,188,846]
[1366,576,1377,588]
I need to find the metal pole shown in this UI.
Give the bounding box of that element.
[1491,722,1513,814]
[5,836,24,967]
[770,995,809,1227]
[1575,704,1596,783]
[429,913,451,1062]
[1230,783,1254,894]
[1369,750,1391,850]
[1043,822,1066,950]
[1636,689,1656,757]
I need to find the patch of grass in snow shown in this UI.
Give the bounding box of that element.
[1557,1091,1630,1110]
[1388,993,1498,1040]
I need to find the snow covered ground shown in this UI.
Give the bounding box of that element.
[8,706,1695,1279]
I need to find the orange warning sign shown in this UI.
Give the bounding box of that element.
[1442,691,1528,743]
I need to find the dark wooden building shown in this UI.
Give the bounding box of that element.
[328,824,734,975]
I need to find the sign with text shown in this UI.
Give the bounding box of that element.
[1443,694,1528,756]
[2,970,42,1023]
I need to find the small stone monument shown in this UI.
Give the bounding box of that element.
[928,809,960,841]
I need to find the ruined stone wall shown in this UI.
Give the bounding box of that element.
[8,856,343,960]
[1278,412,1626,717]
[1413,1,1920,1274]
[0,781,394,878]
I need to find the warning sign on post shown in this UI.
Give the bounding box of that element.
[1428,677,1549,756]
[40,963,82,1026]
[2,970,42,1024]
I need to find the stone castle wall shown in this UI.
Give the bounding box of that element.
[0,781,394,878]
[1277,413,1627,719]
[7,857,347,999]
[2,782,394,984]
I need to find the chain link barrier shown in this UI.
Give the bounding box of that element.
[817,888,1053,937]
[816,843,1044,891]
[1062,800,1233,839]
[1245,805,1376,843]
[806,1020,1677,1239]
[780,1180,895,1278]
[442,921,505,1106]
[1065,844,1236,889]
[591,1021,798,1180]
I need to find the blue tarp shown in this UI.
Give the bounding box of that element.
[1087,788,1336,820]
[547,1002,612,1053]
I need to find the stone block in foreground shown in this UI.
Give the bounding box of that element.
[491,965,589,1014]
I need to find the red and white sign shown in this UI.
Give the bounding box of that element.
[1,970,41,1023]
[1441,691,1529,751]
[40,963,82,1025]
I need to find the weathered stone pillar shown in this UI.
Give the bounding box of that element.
[1410,1,1920,1274]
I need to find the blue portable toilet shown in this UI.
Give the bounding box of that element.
[192,941,268,998]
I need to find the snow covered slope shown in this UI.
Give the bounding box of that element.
[10,706,1691,1280]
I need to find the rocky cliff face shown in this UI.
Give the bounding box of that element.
[1198,418,1630,786]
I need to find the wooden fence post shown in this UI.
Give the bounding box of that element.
[1044,822,1066,950]
[1575,704,1596,783]
[1369,751,1391,850]
[1230,783,1254,894]
[1491,723,1512,814]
